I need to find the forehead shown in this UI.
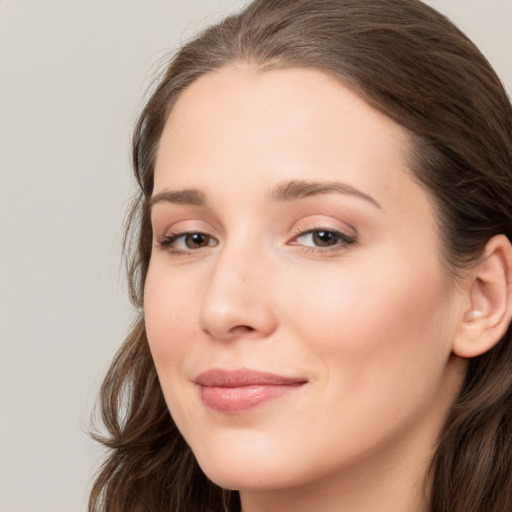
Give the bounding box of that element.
[154,66,424,216]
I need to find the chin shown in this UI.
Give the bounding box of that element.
[190,431,303,491]
[199,460,294,492]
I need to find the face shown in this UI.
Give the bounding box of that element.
[144,66,466,496]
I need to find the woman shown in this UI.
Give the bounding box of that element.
[89,1,512,511]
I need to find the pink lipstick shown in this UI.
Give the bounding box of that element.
[195,368,307,413]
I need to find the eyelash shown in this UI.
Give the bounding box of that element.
[156,228,357,256]
[289,228,357,254]
[157,231,218,256]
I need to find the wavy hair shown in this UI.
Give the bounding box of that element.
[89,1,512,511]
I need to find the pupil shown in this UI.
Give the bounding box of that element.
[313,231,338,247]
[186,233,208,248]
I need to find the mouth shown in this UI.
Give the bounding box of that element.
[194,368,308,413]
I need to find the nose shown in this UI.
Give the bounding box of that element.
[199,244,277,341]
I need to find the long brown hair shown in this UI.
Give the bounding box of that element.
[89,1,512,511]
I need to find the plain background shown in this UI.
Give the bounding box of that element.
[0,1,510,511]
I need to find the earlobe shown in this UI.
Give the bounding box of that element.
[453,234,512,359]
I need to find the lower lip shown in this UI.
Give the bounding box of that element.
[200,383,304,413]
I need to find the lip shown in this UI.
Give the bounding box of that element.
[195,368,307,413]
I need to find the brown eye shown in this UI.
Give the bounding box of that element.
[159,231,218,253]
[311,230,342,247]
[184,233,212,248]
[291,228,356,251]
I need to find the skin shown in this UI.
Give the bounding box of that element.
[144,66,470,512]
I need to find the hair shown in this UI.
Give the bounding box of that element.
[89,1,512,511]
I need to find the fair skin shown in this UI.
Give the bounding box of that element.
[144,66,511,512]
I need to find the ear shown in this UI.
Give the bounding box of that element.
[453,234,512,358]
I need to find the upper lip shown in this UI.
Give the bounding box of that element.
[195,368,307,387]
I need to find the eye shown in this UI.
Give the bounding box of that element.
[158,231,218,253]
[301,230,343,247]
[291,229,356,250]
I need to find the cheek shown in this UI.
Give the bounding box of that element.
[143,264,208,435]
[143,265,198,372]
[263,256,457,472]
[276,253,454,391]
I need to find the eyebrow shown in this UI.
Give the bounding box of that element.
[270,179,381,208]
[148,189,206,209]
[148,179,381,210]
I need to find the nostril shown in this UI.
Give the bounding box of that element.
[203,324,256,340]
[230,325,255,334]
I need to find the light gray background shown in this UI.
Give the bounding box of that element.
[0,1,510,511]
